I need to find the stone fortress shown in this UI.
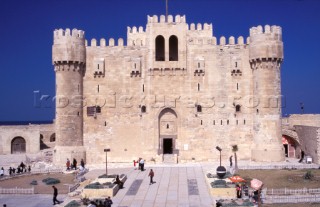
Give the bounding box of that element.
[1,14,320,166]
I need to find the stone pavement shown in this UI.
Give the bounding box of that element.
[0,159,316,207]
[0,194,67,207]
[84,163,216,207]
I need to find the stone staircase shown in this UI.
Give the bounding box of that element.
[163,154,177,164]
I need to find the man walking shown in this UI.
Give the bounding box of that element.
[149,169,154,185]
[52,185,61,205]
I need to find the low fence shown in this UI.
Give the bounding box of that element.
[69,183,80,193]
[30,167,63,174]
[266,187,320,195]
[0,187,34,194]
[266,195,320,203]
[239,164,318,170]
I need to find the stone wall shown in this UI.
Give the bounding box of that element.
[294,125,320,164]
[0,124,55,155]
[287,114,320,128]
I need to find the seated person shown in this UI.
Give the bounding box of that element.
[114,175,124,189]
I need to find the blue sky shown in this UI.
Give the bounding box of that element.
[0,0,319,121]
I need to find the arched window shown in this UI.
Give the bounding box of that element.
[11,137,26,154]
[50,133,56,142]
[141,105,146,113]
[235,105,241,112]
[155,35,165,61]
[169,35,178,61]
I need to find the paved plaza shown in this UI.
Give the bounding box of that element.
[1,159,316,207]
[0,163,217,207]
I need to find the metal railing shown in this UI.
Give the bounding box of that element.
[239,164,318,170]
[266,187,320,195]
[0,187,34,194]
[266,195,320,203]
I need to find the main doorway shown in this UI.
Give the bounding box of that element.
[163,138,173,154]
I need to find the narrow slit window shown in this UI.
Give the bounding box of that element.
[167,124,169,129]
[244,119,246,125]
[221,120,223,125]
[97,85,100,93]
[143,84,144,92]
[236,120,238,125]
[237,83,239,90]
[197,105,202,113]
[104,121,107,126]
[198,83,200,91]
[201,120,203,125]
[235,62,238,68]
[213,120,215,125]
[141,105,146,113]
[198,63,200,68]
[227,120,229,125]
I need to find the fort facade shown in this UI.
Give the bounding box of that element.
[51,14,285,164]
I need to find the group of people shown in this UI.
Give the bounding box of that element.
[1,162,31,176]
[87,197,113,207]
[134,158,145,171]
[66,158,85,171]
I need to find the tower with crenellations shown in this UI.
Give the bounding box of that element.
[52,28,86,164]
[51,15,285,165]
[249,25,284,161]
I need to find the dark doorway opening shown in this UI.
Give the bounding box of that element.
[283,144,288,157]
[163,138,173,154]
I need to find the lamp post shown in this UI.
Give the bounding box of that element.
[216,146,222,166]
[104,148,110,175]
[215,146,226,178]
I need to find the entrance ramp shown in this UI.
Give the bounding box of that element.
[163,154,178,164]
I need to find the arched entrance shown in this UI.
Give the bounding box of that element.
[158,108,178,155]
[11,136,26,154]
[282,135,299,158]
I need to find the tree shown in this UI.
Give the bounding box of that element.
[232,145,239,173]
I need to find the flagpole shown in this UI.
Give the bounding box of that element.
[166,0,168,22]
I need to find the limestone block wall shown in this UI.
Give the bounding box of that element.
[81,15,260,164]
[288,114,320,128]
[0,125,41,154]
[294,125,320,164]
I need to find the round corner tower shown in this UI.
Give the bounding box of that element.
[249,25,285,162]
[52,28,86,165]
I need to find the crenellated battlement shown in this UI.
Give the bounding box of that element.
[249,25,282,42]
[127,26,145,34]
[53,28,85,45]
[249,25,283,61]
[87,38,125,47]
[52,28,86,64]
[147,14,186,24]
[189,23,212,31]
[250,25,282,36]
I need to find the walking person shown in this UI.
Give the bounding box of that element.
[80,159,85,169]
[0,167,4,176]
[229,155,233,167]
[66,158,71,170]
[104,196,113,207]
[73,158,77,170]
[52,185,61,205]
[148,169,154,185]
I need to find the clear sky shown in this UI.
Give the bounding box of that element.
[0,0,319,121]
